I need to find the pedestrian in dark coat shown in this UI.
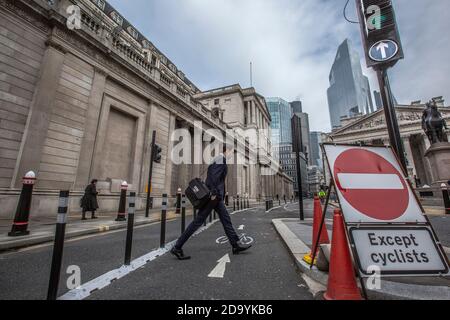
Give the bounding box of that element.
[170,145,252,260]
[81,179,99,220]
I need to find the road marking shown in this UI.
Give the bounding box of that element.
[238,225,245,231]
[208,254,231,278]
[58,216,224,300]
[337,173,404,190]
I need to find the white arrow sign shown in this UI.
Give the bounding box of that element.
[208,254,231,278]
[238,225,245,231]
[376,42,389,59]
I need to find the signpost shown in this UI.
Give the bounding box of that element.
[355,0,408,171]
[323,144,450,279]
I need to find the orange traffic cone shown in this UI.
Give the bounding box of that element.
[303,196,330,265]
[324,209,362,300]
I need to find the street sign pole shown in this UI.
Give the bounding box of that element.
[292,115,304,221]
[145,131,156,218]
[376,69,408,172]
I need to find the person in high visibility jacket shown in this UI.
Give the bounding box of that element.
[318,190,326,204]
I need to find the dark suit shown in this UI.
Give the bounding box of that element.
[175,155,239,249]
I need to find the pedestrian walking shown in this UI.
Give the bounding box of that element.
[80,179,99,220]
[171,146,252,260]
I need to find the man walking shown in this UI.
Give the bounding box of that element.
[171,146,252,260]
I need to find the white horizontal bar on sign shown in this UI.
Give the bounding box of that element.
[337,173,404,190]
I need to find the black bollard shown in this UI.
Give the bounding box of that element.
[160,194,168,248]
[265,199,268,212]
[194,208,198,220]
[124,192,136,266]
[47,190,69,300]
[442,184,450,215]
[237,195,240,211]
[233,197,236,212]
[175,188,182,215]
[225,192,229,207]
[181,194,186,234]
[9,171,36,237]
[115,181,128,221]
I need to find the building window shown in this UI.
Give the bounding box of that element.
[110,11,123,26]
[91,0,106,10]
[127,26,139,40]
[214,99,220,106]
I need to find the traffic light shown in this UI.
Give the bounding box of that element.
[356,0,404,70]
[152,144,162,164]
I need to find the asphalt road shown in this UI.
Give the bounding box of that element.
[1,200,447,301]
[0,203,314,300]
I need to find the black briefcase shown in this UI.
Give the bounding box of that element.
[185,178,211,209]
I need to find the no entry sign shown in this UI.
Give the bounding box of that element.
[324,145,426,224]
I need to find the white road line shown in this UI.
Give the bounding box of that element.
[58,207,255,300]
[238,225,245,231]
[337,173,404,189]
[208,254,230,278]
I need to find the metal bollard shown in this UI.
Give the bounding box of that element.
[47,191,69,300]
[115,181,128,221]
[237,195,240,211]
[442,184,450,215]
[160,194,168,248]
[9,171,36,237]
[233,197,236,212]
[181,194,186,234]
[124,192,136,266]
[225,192,229,206]
[194,208,198,220]
[176,188,182,214]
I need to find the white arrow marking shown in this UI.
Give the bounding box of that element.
[208,254,231,278]
[376,42,389,59]
[238,225,245,231]
[337,173,404,190]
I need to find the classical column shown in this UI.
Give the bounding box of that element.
[402,136,417,178]
[421,134,434,185]
[13,42,66,188]
[75,68,107,189]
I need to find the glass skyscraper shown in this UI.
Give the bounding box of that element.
[327,39,374,129]
[266,97,293,146]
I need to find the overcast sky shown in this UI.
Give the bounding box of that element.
[108,0,450,132]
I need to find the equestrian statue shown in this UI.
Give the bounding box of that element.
[422,100,448,144]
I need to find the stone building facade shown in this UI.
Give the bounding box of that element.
[0,0,292,218]
[194,85,294,200]
[323,102,450,190]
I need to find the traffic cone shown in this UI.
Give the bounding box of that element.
[324,209,362,300]
[303,196,330,264]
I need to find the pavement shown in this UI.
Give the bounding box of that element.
[0,207,193,252]
[273,202,450,300]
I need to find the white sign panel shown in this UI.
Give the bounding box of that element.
[324,145,426,224]
[350,227,449,276]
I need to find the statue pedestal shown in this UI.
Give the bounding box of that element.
[424,142,450,186]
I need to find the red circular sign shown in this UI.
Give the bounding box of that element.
[334,149,409,221]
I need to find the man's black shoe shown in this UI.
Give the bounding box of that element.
[170,247,191,260]
[232,244,252,255]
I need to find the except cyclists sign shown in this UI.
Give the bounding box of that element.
[350,227,449,276]
[324,145,426,224]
